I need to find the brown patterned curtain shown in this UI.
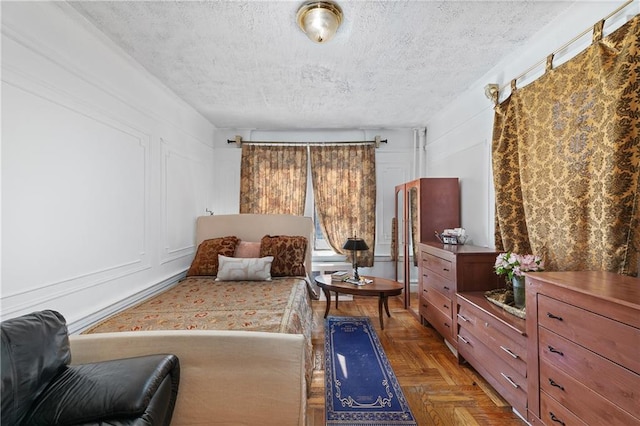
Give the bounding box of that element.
[410,189,419,267]
[310,145,376,267]
[493,16,640,276]
[390,217,397,262]
[239,144,308,215]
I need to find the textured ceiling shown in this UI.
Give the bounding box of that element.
[67,1,576,130]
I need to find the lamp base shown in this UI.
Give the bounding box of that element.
[353,268,360,281]
[344,277,366,286]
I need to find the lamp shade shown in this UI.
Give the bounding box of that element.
[343,237,369,252]
[296,1,343,43]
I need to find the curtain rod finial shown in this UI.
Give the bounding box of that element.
[484,84,499,105]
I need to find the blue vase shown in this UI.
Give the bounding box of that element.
[512,276,525,309]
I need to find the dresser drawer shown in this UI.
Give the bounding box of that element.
[458,327,527,415]
[539,390,587,426]
[538,327,640,419]
[527,271,640,425]
[424,300,453,340]
[538,294,640,373]
[421,280,455,304]
[422,271,455,298]
[423,285,452,318]
[457,300,526,376]
[421,252,454,281]
[540,356,639,425]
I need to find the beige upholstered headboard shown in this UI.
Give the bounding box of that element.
[195,214,314,277]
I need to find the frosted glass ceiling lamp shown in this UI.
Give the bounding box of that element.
[297,1,343,43]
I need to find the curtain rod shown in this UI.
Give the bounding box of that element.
[501,0,635,92]
[226,135,387,148]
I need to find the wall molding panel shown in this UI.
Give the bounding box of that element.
[68,271,186,334]
[1,259,152,320]
[160,138,209,265]
[2,12,213,149]
[1,2,216,324]
[2,81,152,302]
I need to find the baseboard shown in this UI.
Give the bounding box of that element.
[513,407,529,424]
[68,270,186,334]
[444,339,458,358]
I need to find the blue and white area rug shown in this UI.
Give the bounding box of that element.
[325,316,417,426]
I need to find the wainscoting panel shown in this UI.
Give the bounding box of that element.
[160,139,210,264]
[2,82,151,316]
[69,271,185,334]
[1,2,216,323]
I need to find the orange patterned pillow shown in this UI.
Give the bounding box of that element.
[187,236,239,276]
[260,235,307,277]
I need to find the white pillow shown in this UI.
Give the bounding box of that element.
[215,255,273,281]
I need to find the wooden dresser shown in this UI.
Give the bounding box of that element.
[457,292,528,418]
[526,271,640,426]
[418,242,500,349]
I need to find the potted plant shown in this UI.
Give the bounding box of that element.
[494,252,544,308]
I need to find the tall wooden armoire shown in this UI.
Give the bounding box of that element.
[394,178,460,319]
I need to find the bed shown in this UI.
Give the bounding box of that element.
[72,213,315,426]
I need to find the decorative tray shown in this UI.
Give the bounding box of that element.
[484,288,526,319]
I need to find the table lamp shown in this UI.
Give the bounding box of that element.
[343,236,369,280]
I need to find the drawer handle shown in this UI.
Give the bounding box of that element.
[443,304,449,309]
[547,312,564,321]
[548,378,565,391]
[549,412,566,426]
[500,373,519,388]
[500,346,519,359]
[458,335,469,344]
[457,314,469,322]
[443,286,450,290]
[548,345,564,357]
[444,322,450,328]
[443,268,450,272]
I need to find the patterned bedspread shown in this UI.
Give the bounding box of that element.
[85,276,314,386]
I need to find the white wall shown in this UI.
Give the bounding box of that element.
[1,2,216,330]
[424,0,638,249]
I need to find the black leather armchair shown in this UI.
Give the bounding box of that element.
[1,310,180,426]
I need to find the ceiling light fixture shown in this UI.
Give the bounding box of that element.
[296,1,343,43]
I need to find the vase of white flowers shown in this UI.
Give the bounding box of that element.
[494,252,544,309]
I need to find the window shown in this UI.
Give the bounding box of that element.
[314,208,332,250]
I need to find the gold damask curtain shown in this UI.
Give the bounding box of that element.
[493,15,640,275]
[239,145,308,215]
[310,145,376,267]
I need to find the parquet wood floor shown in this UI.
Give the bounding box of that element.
[306,294,526,426]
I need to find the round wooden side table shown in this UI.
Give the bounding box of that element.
[314,274,403,329]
